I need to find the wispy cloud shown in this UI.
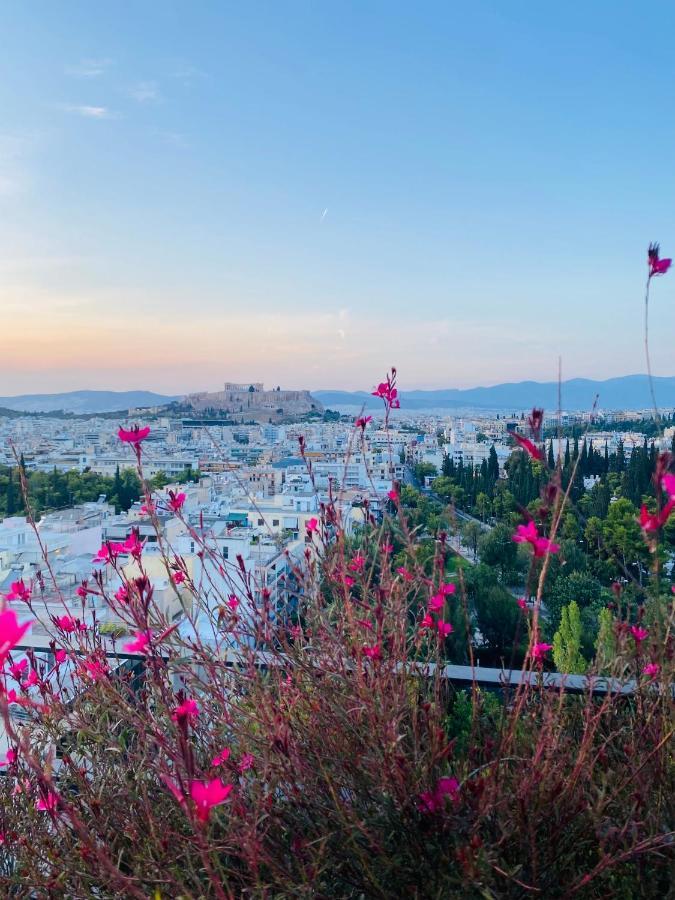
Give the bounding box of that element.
[61,105,113,119]
[129,81,160,103]
[66,58,112,78]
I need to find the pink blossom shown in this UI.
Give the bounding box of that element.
[440,582,456,596]
[639,496,675,532]
[663,473,675,499]
[76,582,89,599]
[428,593,445,612]
[348,553,366,573]
[114,585,130,604]
[118,425,151,445]
[189,779,233,822]
[55,615,80,633]
[140,500,156,516]
[387,489,399,501]
[172,698,199,722]
[36,790,60,812]
[93,542,122,565]
[172,571,186,585]
[21,669,39,689]
[418,776,460,813]
[512,520,560,558]
[305,517,319,535]
[362,643,382,661]
[8,658,27,679]
[54,649,67,665]
[0,610,32,664]
[372,369,401,411]
[381,542,393,555]
[4,579,31,603]
[342,574,355,588]
[648,242,672,278]
[397,566,413,581]
[123,630,152,654]
[516,597,527,610]
[531,642,552,662]
[121,530,144,558]
[436,621,453,638]
[226,594,239,610]
[239,752,254,772]
[167,491,186,513]
[512,432,544,461]
[81,657,109,681]
[212,748,231,767]
[0,749,16,767]
[642,662,660,678]
[355,415,372,429]
[419,613,434,630]
[630,625,648,644]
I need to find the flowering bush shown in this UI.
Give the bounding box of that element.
[0,254,673,895]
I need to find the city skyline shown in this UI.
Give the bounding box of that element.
[2,2,675,392]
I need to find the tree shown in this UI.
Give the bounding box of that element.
[478,523,520,582]
[413,463,437,485]
[461,521,483,560]
[594,608,617,673]
[552,601,586,673]
[475,492,491,522]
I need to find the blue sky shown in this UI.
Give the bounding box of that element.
[1,1,674,394]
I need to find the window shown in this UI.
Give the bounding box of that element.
[222,546,229,559]
[272,519,279,526]
[257,518,264,526]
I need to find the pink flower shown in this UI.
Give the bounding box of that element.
[172,571,186,585]
[93,542,122,565]
[342,574,355,588]
[355,415,372,429]
[630,625,648,644]
[436,621,453,638]
[140,500,156,516]
[305,517,319,535]
[531,642,552,662]
[372,369,401,411]
[397,566,413,581]
[362,643,382,661]
[167,491,186,513]
[440,582,456,596]
[648,242,672,278]
[172,698,199,722]
[516,597,527,610]
[81,657,109,681]
[381,542,393,555]
[428,593,445,612]
[418,776,459,813]
[512,432,544,461]
[118,425,151,445]
[387,489,399,501]
[54,649,67,665]
[121,530,144,558]
[0,611,32,664]
[114,585,130,604]
[189,779,233,822]
[8,658,27,679]
[4,579,31,603]
[226,594,239,610]
[639,499,675,532]
[76,582,89,599]
[419,613,434,630]
[55,615,79,633]
[238,752,254,772]
[642,662,660,678]
[663,473,675,499]
[348,553,366,573]
[123,630,152,654]
[36,790,60,812]
[512,520,560,558]
[0,749,16,767]
[212,747,231,767]
[22,669,39,689]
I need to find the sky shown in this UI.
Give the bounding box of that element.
[1,1,675,396]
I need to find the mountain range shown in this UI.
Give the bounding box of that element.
[314,375,675,412]
[0,390,177,414]
[0,375,673,414]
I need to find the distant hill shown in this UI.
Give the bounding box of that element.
[315,375,675,412]
[0,390,177,414]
